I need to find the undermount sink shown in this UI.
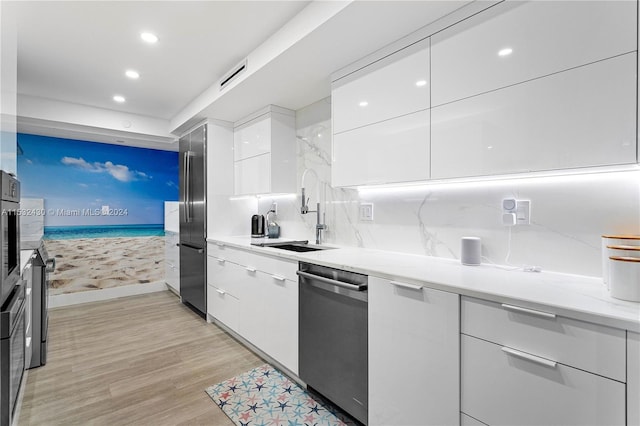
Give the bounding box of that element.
[256,240,335,253]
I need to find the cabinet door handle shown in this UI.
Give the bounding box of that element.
[215,289,226,295]
[216,258,226,264]
[271,274,286,282]
[216,242,225,247]
[501,346,557,368]
[501,303,556,319]
[245,267,256,273]
[390,280,423,291]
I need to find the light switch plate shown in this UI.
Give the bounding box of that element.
[359,203,374,221]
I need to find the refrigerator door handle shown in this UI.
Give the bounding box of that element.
[185,151,194,223]
[182,151,189,222]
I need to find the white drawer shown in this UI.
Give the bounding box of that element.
[208,243,298,282]
[461,334,625,426]
[250,253,298,282]
[207,284,240,333]
[461,296,625,381]
[206,255,243,298]
[207,242,253,267]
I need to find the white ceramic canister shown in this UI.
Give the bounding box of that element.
[602,235,640,287]
[609,256,640,302]
[606,245,640,288]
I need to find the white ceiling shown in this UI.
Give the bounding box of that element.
[7,0,473,149]
[11,0,310,120]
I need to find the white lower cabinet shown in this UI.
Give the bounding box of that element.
[368,276,459,426]
[165,232,180,293]
[461,334,625,426]
[206,243,298,374]
[206,255,243,333]
[460,296,626,426]
[629,332,640,426]
[238,266,298,374]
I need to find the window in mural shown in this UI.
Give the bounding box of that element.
[17,133,179,295]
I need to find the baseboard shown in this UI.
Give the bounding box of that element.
[207,314,305,388]
[49,281,167,308]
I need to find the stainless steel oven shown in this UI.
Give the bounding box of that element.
[0,171,20,306]
[1,283,25,426]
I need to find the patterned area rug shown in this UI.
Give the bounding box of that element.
[205,364,357,426]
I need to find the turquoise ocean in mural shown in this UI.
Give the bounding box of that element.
[44,224,165,239]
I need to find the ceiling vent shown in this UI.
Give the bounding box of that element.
[220,59,247,90]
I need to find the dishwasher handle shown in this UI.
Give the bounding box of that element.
[296,270,367,292]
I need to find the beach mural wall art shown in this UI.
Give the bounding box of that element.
[17,133,178,295]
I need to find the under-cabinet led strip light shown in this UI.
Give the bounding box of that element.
[357,165,640,195]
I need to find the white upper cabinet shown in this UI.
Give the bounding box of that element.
[233,115,270,161]
[431,0,637,106]
[333,40,430,134]
[431,53,637,178]
[332,110,430,187]
[233,106,296,195]
[331,39,430,187]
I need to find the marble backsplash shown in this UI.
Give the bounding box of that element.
[253,98,640,278]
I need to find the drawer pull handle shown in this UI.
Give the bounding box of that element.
[390,280,423,291]
[272,275,286,282]
[216,242,225,247]
[501,347,557,368]
[245,267,256,273]
[216,258,226,264]
[501,303,556,319]
[215,289,226,295]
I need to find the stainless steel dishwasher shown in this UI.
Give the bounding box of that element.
[297,262,368,425]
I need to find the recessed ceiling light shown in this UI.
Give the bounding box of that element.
[125,70,140,79]
[498,47,513,57]
[140,32,158,44]
[359,101,368,107]
[415,80,427,87]
[113,95,126,103]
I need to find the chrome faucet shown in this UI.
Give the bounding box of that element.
[300,169,326,245]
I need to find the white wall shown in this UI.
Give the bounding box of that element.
[256,97,640,278]
[0,1,17,174]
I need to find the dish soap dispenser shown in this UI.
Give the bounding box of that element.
[266,208,280,238]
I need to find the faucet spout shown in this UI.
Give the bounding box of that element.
[315,203,327,245]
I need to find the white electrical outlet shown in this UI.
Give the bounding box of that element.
[502,198,531,226]
[359,203,374,221]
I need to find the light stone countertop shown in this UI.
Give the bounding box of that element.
[208,235,640,332]
[20,249,35,273]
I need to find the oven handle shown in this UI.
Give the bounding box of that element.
[46,258,56,273]
[296,270,367,292]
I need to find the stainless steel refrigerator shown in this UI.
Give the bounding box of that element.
[179,124,206,316]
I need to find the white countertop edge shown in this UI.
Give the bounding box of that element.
[20,249,35,273]
[207,235,640,332]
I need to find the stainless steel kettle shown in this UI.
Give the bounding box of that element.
[251,214,265,237]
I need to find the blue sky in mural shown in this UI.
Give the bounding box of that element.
[17,134,178,227]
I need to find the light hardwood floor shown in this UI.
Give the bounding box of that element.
[19,291,263,425]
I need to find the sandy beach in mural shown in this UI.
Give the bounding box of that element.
[44,236,165,295]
